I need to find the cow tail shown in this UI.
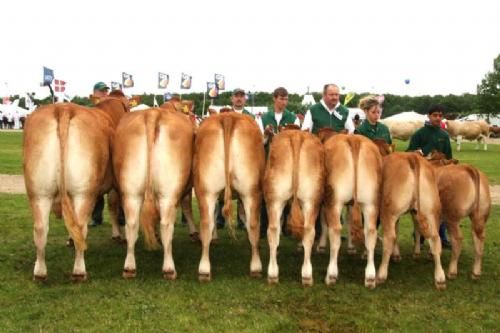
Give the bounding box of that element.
[464,165,481,218]
[56,105,86,251]
[141,110,161,250]
[221,115,236,237]
[409,154,428,237]
[350,138,363,244]
[288,134,305,240]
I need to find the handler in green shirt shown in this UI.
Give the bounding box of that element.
[301,83,355,134]
[355,95,392,144]
[407,104,452,248]
[407,105,452,159]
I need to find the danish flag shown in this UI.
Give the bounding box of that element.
[54,79,66,92]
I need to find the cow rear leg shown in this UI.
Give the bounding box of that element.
[159,199,178,280]
[181,192,198,240]
[267,200,284,284]
[325,203,343,286]
[363,204,378,288]
[243,194,262,278]
[446,220,462,279]
[108,190,124,241]
[346,205,357,255]
[471,215,486,279]
[315,208,328,253]
[426,220,446,289]
[198,192,217,281]
[377,213,398,284]
[301,202,317,287]
[31,196,53,281]
[122,195,142,279]
[71,194,94,281]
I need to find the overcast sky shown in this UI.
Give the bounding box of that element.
[1,0,499,99]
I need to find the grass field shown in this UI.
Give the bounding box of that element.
[1,131,499,332]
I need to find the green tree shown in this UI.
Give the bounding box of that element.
[477,54,500,115]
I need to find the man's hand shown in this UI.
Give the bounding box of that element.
[264,125,274,136]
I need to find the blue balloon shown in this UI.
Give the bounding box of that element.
[404,79,410,85]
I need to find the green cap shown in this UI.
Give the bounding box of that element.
[232,88,245,95]
[93,81,110,91]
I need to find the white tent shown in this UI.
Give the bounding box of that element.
[209,105,268,116]
[458,113,500,126]
[130,104,150,112]
[384,111,427,122]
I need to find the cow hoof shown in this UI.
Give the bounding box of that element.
[198,272,211,282]
[365,278,376,289]
[471,272,481,280]
[163,270,177,280]
[447,272,458,280]
[391,255,402,263]
[250,270,262,278]
[189,232,200,242]
[267,276,279,285]
[33,274,47,282]
[316,247,327,254]
[112,236,127,245]
[71,273,87,282]
[435,280,446,290]
[325,275,337,286]
[347,247,357,255]
[412,252,421,259]
[65,238,74,248]
[302,277,313,287]
[122,269,136,279]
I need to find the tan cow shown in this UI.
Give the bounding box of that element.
[193,112,265,281]
[420,153,491,279]
[264,129,324,286]
[377,152,446,289]
[113,104,194,279]
[322,134,382,288]
[380,119,424,141]
[444,120,490,151]
[23,94,128,281]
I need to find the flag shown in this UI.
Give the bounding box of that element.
[153,96,159,107]
[43,67,54,86]
[111,81,122,91]
[54,79,66,92]
[215,74,225,90]
[122,72,134,88]
[207,82,218,99]
[164,92,172,101]
[180,73,192,89]
[158,72,169,89]
[344,92,355,106]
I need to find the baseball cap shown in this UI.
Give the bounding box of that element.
[93,81,110,91]
[232,88,245,95]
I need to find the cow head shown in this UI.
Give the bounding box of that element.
[279,124,301,132]
[316,127,344,143]
[427,150,459,166]
[373,139,395,156]
[219,107,233,113]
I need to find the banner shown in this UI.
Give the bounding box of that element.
[54,79,66,92]
[344,92,355,106]
[110,81,122,91]
[122,72,134,88]
[164,92,172,101]
[214,74,225,91]
[207,82,218,99]
[180,73,192,89]
[43,67,54,86]
[158,72,169,89]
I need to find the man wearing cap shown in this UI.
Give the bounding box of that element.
[407,104,452,248]
[231,88,254,118]
[301,83,355,134]
[93,81,110,99]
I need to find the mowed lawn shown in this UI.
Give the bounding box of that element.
[1,131,499,332]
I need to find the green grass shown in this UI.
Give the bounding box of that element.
[0,131,23,174]
[2,132,499,184]
[1,193,499,332]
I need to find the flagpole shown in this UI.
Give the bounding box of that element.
[202,90,207,118]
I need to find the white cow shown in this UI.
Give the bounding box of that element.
[444,120,489,151]
[380,119,423,141]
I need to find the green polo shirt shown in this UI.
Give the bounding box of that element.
[407,123,452,159]
[355,120,392,144]
[242,109,255,118]
[261,108,297,130]
[309,102,350,134]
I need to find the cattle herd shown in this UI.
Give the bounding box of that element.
[22,93,492,290]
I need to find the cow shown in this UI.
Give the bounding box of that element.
[263,129,324,286]
[113,103,194,279]
[420,152,491,280]
[23,93,129,281]
[193,112,265,281]
[376,152,446,289]
[321,134,383,288]
[444,120,489,151]
[380,119,424,141]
